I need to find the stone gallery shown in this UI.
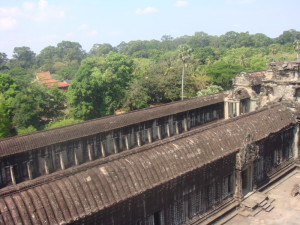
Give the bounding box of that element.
[0,61,299,224]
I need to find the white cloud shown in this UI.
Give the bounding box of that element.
[175,0,188,7]
[89,29,98,37]
[38,0,48,10]
[65,32,74,38]
[109,31,122,37]
[0,17,18,31]
[136,7,158,15]
[0,7,22,17]
[42,34,58,41]
[23,2,35,11]
[225,0,255,4]
[0,1,66,26]
[79,24,89,30]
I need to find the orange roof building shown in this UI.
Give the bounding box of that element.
[35,71,70,90]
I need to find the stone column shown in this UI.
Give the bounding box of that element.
[74,151,79,166]
[166,124,171,137]
[137,132,141,147]
[234,169,243,200]
[125,135,129,150]
[27,161,33,180]
[59,152,65,170]
[157,126,162,140]
[10,166,16,185]
[101,142,106,157]
[88,145,93,161]
[147,128,152,143]
[113,138,118,154]
[44,158,49,174]
[224,101,229,119]
[183,118,188,132]
[236,101,241,117]
[294,126,299,159]
[175,121,180,135]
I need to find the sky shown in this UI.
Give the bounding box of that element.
[1,0,300,57]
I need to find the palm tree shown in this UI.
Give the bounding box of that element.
[294,40,300,60]
[178,44,192,100]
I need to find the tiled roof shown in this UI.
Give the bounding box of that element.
[36,71,52,80]
[0,104,295,225]
[0,93,225,157]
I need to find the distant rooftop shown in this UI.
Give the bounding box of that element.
[35,71,70,89]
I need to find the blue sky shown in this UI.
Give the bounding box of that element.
[1,0,300,57]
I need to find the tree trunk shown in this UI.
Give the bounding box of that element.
[181,63,185,100]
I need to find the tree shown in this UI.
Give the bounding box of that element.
[0,95,13,138]
[36,46,58,72]
[12,84,66,129]
[161,35,174,50]
[294,40,300,60]
[206,61,244,89]
[12,92,40,129]
[67,53,134,120]
[57,41,86,66]
[219,31,240,48]
[9,67,33,87]
[187,32,211,49]
[11,46,36,69]
[252,33,273,47]
[276,29,300,45]
[0,52,9,71]
[56,66,77,80]
[0,73,19,111]
[197,85,223,96]
[89,43,115,56]
[194,47,218,64]
[178,44,192,100]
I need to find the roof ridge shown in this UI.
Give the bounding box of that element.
[0,92,225,144]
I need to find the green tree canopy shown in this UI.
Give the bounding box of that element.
[67,52,134,119]
[11,46,36,69]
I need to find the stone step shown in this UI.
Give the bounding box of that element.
[259,200,268,207]
[262,202,271,210]
[264,205,274,212]
[252,207,263,216]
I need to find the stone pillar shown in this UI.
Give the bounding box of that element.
[166,124,171,137]
[234,169,243,200]
[294,126,299,159]
[147,128,152,143]
[88,145,93,161]
[236,101,241,117]
[183,118,188,132]
[10,166,16,185]
[125,135,129,150]
[175,121,180,135]
[157,126,162,140]
[136,132,141,146]
[27,161,33,180]
[44,158,49,174]
[74,151,79,166]
[101,142,106,157]
[113,138,118,154]
[59,152,65,170]
[224,101,229,119]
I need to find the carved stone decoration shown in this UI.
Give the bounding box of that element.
[236,134,259,170]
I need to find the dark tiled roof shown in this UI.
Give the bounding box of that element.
[0,104,295,224]
[0,93,225,157]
